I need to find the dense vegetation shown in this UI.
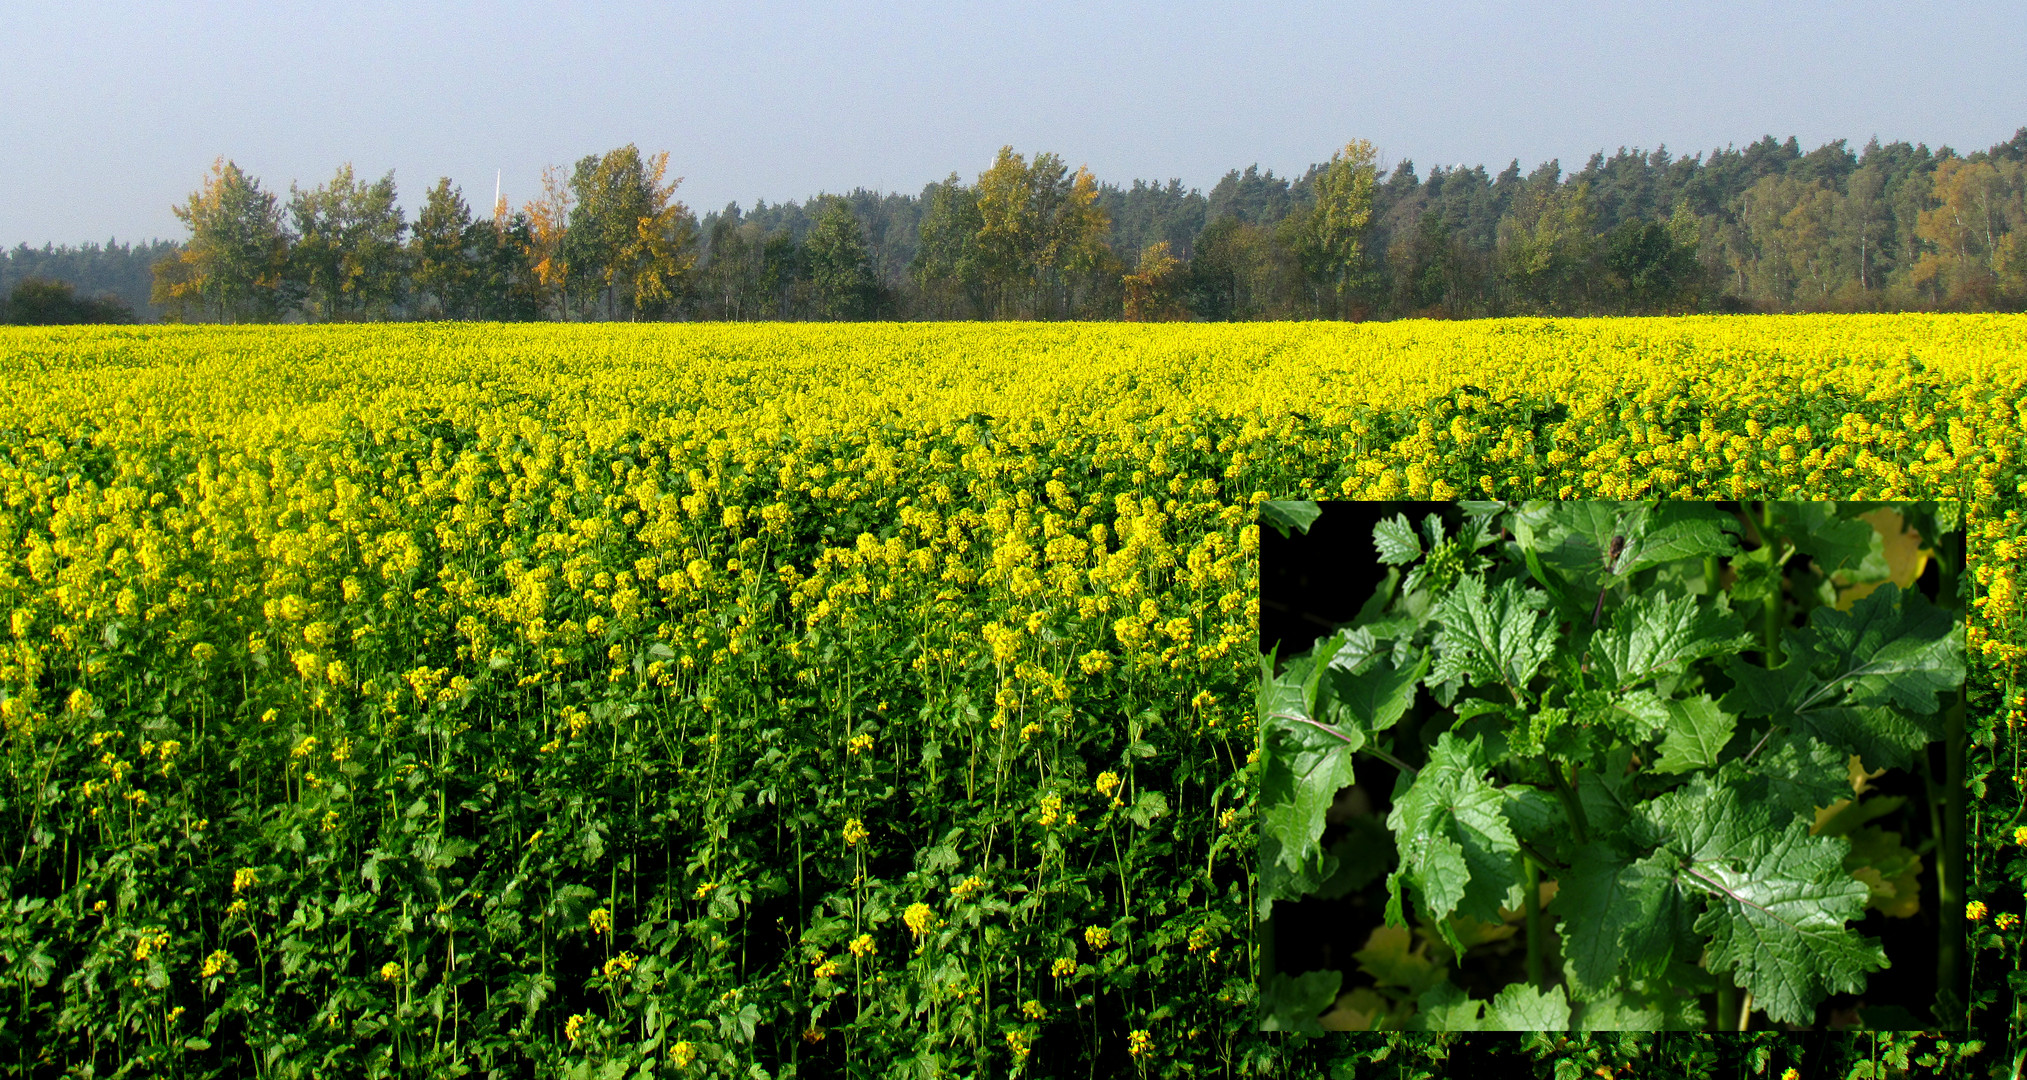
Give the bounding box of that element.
[1257,500,1963,1034]
[0,317,2023,1078]
[18,126,2023,324]
[0,241,173,321]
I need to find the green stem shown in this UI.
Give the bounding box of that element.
[1938,543,1966,1028]
[1523,855,1544,990]
[1760,502,1783,668]
[1939,684,1967,1028]
[1715,977,1736,1035]
[1547,760,1590,846]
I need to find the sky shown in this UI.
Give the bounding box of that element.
[3,0,2023,247]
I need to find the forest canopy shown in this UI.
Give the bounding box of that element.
[8,128,2025,322]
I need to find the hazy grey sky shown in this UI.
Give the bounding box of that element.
[3,1,2021,246]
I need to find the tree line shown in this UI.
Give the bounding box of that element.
[8,127,2025,324]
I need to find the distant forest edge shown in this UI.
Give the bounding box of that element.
[6,127,2026,324]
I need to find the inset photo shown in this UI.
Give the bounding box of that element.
[1254,500,1966,1033]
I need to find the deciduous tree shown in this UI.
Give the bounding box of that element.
[155,158,290,323]
[1301,139,1380,314]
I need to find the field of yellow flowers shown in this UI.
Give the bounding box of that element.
[0,316,2023,1078]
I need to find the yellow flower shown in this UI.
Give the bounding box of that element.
[1128,1029,1153,1057]
[225,899,247,919]
[1781,1070,1800,1080]
[564,1013,585,1043]
[1218,808,1238,829]
[846,933,878,959]
[846,732,874,756]
[233,868,258,894]
[952,875,985,900]
[671,1040,697,1067]
[813,958,842,978]
[1996,912,2020,930]
[588,907,611,935]
[601,951,637,978]
[1968,900,1990,921]
[1094,771,1121,798]
[380,961,402,982]
[842,818,868,847]
[904,902,935,939]
[1006,1030,1031,1062]
[2014,825,2027,847]
[1084,925,1112,951]
[1021,999,1046,1020]
[1037,793,1063,829]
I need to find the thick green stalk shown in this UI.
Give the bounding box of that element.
[1937,546,1966,1027]
[1760,501,1783,667]
[1523,854,1544,989]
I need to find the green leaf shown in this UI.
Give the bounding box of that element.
[1727,543,1785,605]
[1430,575,1557,695]
[1721,584,1960,770]
[1258,970,1342,1034]
[1261,499,1323,538]
[1322,626,1383,675]
[1414,983,1485,1031]
[1633,779,1769,866]
[1652,695,1737,774]
[1127,789,1169,828]
[1500,785,1567,857]
[1374,513,1422,565]
[1790,707,1939,774]
[1618,504,1744,575]
[1790,583,1965,716]
[1590,589,1753,690]
[1483,982,1571,1031]
[1720,732,1848,826]
[1325,646,1429,735]
[1552,844,1677,998]
[1686,819,1888,1025]
[1385,733,1524,927]
[1576,688,1671,742]
[1614,853,1699,984]
[1778,502,1881,575]
[1524,501,1741,592]
[1575,993,1666,1031]
[1258,833,1333,917]
[1258,714,1360,873]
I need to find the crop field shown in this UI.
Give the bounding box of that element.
[0,316,2024,1078]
